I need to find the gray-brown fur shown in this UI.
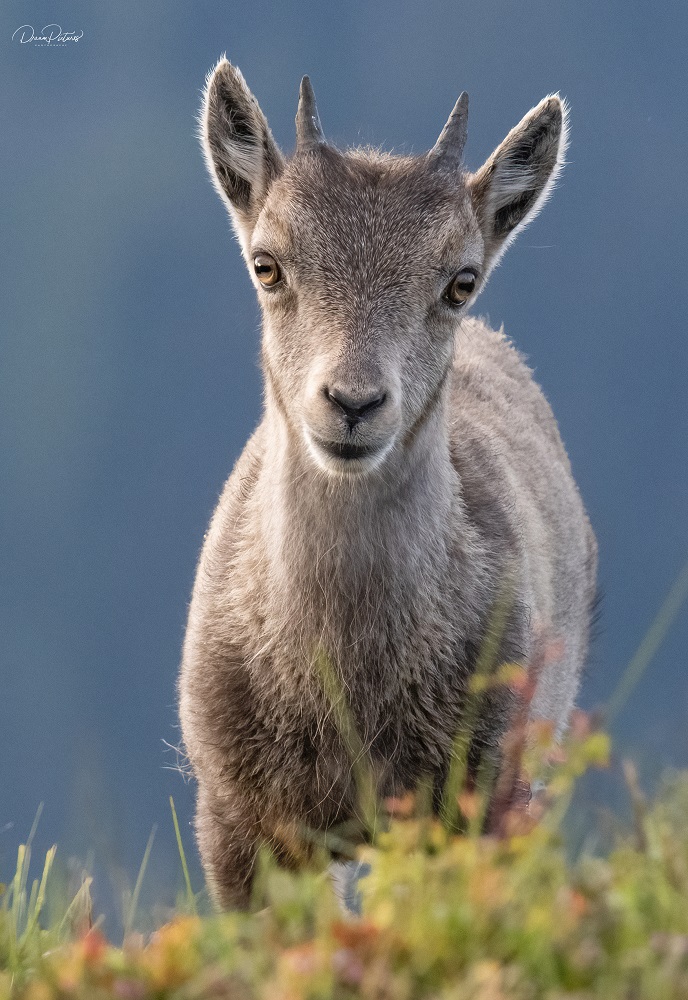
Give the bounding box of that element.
[179,59,597,908]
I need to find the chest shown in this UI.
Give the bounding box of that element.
[236,551,484,755]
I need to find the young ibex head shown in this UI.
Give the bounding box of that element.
[200,59,568,477]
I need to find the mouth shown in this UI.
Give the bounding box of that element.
[303,426,396,474]
[312,436,379,461]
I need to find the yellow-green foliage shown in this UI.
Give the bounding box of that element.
[4,545,687,998]
[5,741,688,999]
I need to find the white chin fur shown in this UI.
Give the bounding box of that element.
[303,426,395,477]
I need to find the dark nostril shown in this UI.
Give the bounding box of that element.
[324,387,387,421]
[358,392,386,416]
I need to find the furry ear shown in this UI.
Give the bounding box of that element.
[468,95,568,273]
[200,58,284,251]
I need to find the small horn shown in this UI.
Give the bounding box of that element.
[428,91,469,169]
[295,75,326,152]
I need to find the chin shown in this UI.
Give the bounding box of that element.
[303,427,396,478]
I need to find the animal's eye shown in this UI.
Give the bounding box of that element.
[445,269,477,306]
[254,253,282,287]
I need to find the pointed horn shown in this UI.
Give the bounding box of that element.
[295,75,326,152]
[428,92,469,169]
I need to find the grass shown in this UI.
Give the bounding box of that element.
[2,562,687,999]
[6,753,688,999]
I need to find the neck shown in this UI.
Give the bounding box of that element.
[246,385,493,721]
[258,388,462,600]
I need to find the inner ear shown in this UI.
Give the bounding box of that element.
[468,95,567,264]
[200,59,284,242]
[207,83,257,209]
[493,185,541,238]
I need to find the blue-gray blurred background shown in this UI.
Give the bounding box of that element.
[2,0,687,923]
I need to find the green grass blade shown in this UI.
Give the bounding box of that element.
[58,876,93,937]
[11,845,28,928]
[22,845,57,943]
[124,826,156,939]
[7,844,27,970]
[170,797,197,916]
[606,556,688,723]
[441,572,515,831]
[312,648,380,839]
[26,804,43,852]
[25,880,39,933]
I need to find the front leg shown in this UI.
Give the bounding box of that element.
[195,784,261,910]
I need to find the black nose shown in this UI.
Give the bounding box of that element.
[324,386,387,426]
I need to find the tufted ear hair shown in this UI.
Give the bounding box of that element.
[200,58,284,253]
[468,95,568,275]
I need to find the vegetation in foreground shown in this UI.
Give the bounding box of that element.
[4,716,688,998]
[3,566,687,999]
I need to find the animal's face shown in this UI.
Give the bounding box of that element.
[200,61,567,476]
[251,153,483,473]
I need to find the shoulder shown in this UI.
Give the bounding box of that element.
[449,315,572,479]
[453,316,533,388]
[217,423,266,516]
[195,423,267,586]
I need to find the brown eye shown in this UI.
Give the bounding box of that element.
[254,253,281,287]
[445,269,477,306]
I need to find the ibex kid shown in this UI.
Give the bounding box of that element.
[179,60,597,908]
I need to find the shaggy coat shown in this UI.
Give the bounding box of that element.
[179,61,597,908]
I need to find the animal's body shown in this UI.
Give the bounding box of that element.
[179,61,597,908]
